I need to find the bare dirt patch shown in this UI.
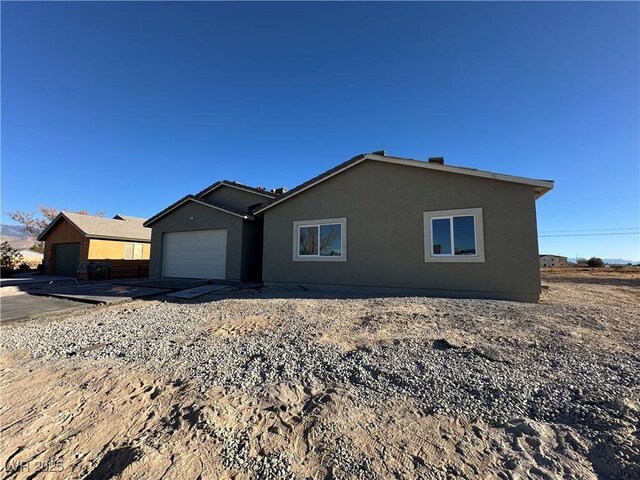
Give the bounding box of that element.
[0,356,600,480]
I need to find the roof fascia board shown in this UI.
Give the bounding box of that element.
[189,197,255,220]
[254,156,368,214]
[198,181,275,199]
[368,154,554,190]
[37,212,86,241]
[145,197,254,226]
[255,154,554,214]
[36,213,63,241]
[85,235,151,242]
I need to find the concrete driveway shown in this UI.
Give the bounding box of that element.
[38,283,172,304]
[1,294,88,323]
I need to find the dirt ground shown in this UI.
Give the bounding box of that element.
[1,268,638,479]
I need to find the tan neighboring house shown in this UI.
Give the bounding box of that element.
[539,254,568,268]
[38,212,151,277]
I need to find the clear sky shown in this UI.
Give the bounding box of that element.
[2,2,639,261]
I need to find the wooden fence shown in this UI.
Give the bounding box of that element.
[79,260,149,280]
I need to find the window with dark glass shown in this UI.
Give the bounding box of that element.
[298,223,342,257]
[430,215,476,256]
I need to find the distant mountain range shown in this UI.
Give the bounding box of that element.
[0,224,37,250]
[568,257,639,265]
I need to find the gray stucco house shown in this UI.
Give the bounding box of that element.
[144,180,276,281]
[145,152,553,301]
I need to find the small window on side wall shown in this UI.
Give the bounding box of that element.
[424,208,485,263]
[125,242,144,260]
[293,218,346,262]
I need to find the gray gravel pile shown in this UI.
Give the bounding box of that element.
[1,289,639,478]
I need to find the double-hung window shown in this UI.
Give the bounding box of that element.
[423,208,485,262]
[293,218,346,262]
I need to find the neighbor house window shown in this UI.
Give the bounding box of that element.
[124,243,144,260]
[293,218,346,262]
[423,208,484,263]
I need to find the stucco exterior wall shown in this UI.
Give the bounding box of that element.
[262,160,542,302]
[42,219,88,275]
[88,239,151,260]
[202,185,270,212]
[148,201,257,281]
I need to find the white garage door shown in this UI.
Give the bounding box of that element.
[163,229,227,279]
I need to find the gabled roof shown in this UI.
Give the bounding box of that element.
[38,212,151,242]
[254,152,555,214]
[113,214,147,224]
[195,180,277,199]
[143,195,255,227]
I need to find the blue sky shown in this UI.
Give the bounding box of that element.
[2,2,638,260]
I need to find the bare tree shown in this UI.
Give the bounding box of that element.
[5,206,105,250]
[319,228,339,255]
[299,227,318,255]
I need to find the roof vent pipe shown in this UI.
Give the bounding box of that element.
[428,157,445,165]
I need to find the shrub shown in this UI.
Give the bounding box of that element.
[587,257,604,268]
[1,241,23,271]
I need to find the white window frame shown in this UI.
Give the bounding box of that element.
[124,242,144,260]
[423,208,485,263]
[292,217,347,262]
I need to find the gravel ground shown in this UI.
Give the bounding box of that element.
[1,270,639,479]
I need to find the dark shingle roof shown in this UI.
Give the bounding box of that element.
[253,153,366,213]
[195,180,277,199]
[254,151,554,213]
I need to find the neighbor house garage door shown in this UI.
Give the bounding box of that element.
[162,229,227,279]
[53,243,80,277]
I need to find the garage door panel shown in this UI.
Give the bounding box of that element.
[163,230,227,279]
[53,243,81,277]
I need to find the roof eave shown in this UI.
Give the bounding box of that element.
[85,234,151,242]
[367,154,555,192]
[196,180,276,200]
[37,212,85,241]
[254,153,554,214]
[253,154,367,214]
[144,196,255,226]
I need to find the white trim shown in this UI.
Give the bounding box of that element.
[292,217,347,262]
[198,181,275,199]
[423,208,485,263]
[255,154,554,214]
